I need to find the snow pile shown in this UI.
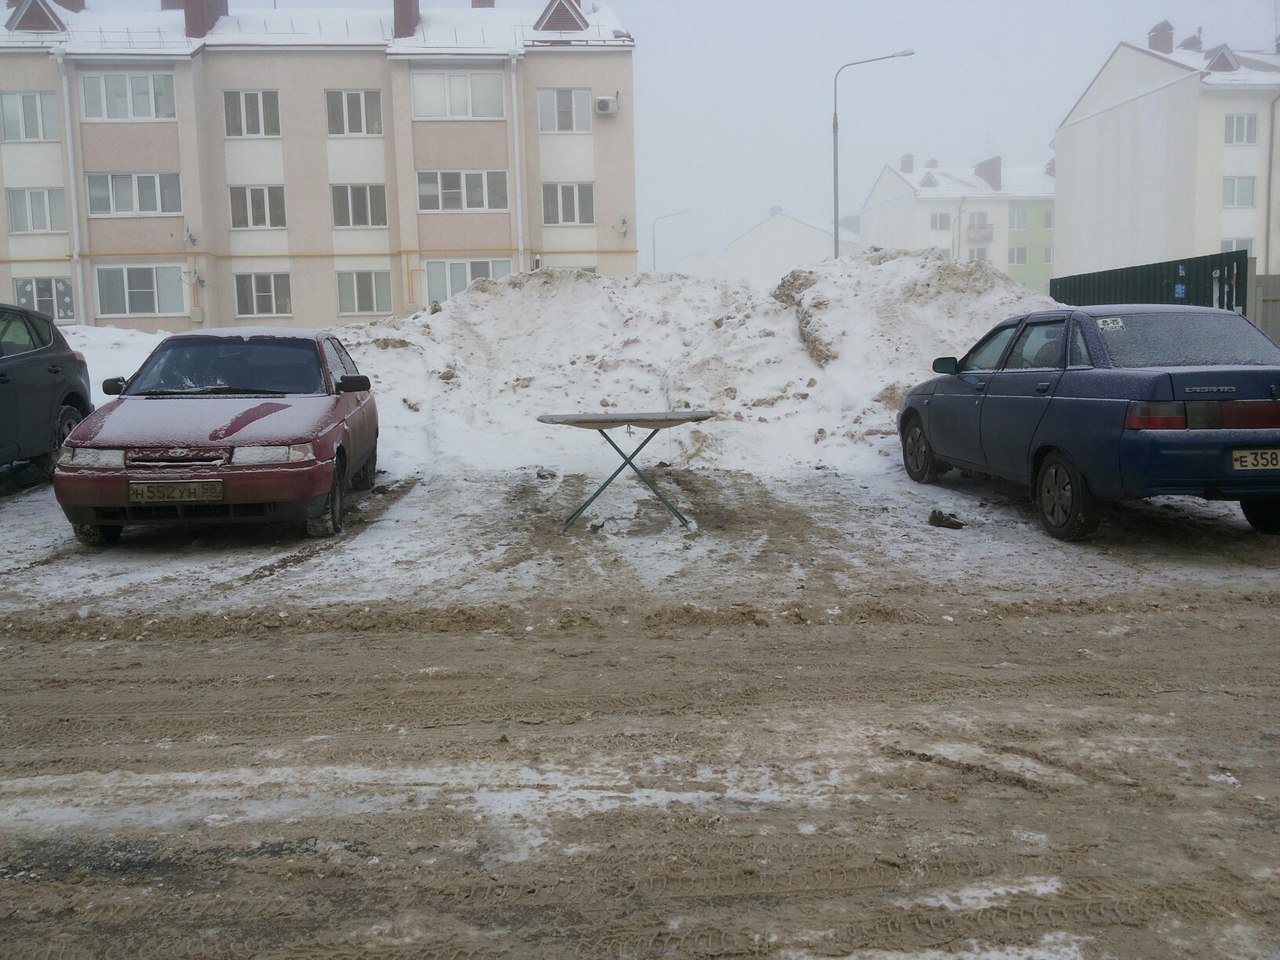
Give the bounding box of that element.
[68,250,1058,478]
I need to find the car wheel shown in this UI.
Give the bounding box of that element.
[351,442,377,490]
[1035,451,1100,541]
[31,405,84,478]
[901,416,948,483]
[73,523,122,546]
[306,460,345,538]
[1240,497,1280,534]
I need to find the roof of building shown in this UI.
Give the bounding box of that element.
[1139,38,1280,87]
[887,162,1055,200]
[0,0,632,57]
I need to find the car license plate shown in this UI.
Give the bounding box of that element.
[128,481,223,503]
[1231,449,1280,471]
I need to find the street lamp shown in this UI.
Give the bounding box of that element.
[651,209,690,272]
[832,49,914,259]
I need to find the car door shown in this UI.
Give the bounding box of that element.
[323,337,375,459]
[0,309,54,461]
[928,322,1021,469]
[978,316,1067,483]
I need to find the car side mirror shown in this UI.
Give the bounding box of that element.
[931,357,958,375]
[102,377,126,395]
[337,374,371,393]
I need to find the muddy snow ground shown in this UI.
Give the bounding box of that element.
[2,256,1278,958]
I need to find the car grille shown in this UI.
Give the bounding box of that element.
[94,503,280,522]
[125,447,231,467]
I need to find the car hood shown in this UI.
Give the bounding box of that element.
[69,395,339,448]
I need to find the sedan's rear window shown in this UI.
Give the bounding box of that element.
[1093,312,1280,368]
[128,336,325,395]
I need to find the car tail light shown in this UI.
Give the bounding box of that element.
[1124,401,1186,430]
[1219,400,1280,429]
[1127,400,1280,430]
[73,351,87,363]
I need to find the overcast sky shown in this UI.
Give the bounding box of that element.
[604,0,1276,270]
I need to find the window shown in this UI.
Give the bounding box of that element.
[537,88,591,132]
[1008,210,1029,230]
[1044,210,1054,229]
[929,212,950,231]
[1,92,59,141]
[968,211,987,227]
[425,259,512,303]
[1221,238,1254,255]
[337,271,391,314]
[960,325,1018,373]
[326,90,382,135]
[1045,246,1054,264]
[542,182,594,225]
[97,265,185,316]
[87,173,181,216]
[82,73,175,120]
[230,186,286,228]
[1223,176,1255,208]
[1005,320,1065,370]
[332,184,387,227]
[14,277,74,321]
[235,273,291,316]
[967,247,987,262]
[224,90,280,137]
[417,171,508,211]
[1067,324,1090,366]
[1008,246,1028,265]
[6,188,65,233]
[1225,113,1258,145]
[0,310,39,356]
[411,72,504,119]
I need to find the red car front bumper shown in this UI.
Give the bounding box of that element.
[54,459,334,527]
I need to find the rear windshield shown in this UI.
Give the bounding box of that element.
[1092,312,1280,368]
[127,336,325,395]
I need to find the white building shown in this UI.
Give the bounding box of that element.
[859,155,1056,294]
[669,208,858,283]
[1,0,637,332]
[1054,21,1279,278]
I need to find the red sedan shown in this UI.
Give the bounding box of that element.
[54,328,378,545]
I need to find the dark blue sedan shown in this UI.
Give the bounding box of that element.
[897,304,1280,539]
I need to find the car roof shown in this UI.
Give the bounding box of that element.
[1050,304,1239,319]
[163,326,327,341]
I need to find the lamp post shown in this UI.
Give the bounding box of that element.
[651,209,690,272]
[832,49,914,259]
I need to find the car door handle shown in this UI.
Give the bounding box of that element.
[47,364,62,374]
[1036,382,1050,393]
[0,373,10,384]
[974,383,986,392]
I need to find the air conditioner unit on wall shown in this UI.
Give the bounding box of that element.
[595,96,618,115]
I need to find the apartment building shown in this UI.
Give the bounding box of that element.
[1054,21,1278,278]
[0,0,637,332]
[859,155,1056,295]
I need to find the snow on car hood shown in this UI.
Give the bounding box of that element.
[70,395,338,448]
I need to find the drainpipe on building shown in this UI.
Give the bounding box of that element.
[509,50,526,271]
[952,197,966,260]
[1266,91,1279,276]
[52,47,87,327]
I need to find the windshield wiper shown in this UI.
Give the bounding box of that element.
[191,386,291,395]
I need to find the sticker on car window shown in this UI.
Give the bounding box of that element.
[1097,317,1125,331]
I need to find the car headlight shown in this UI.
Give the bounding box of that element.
[230,443,316,465]
[59,447,126,468]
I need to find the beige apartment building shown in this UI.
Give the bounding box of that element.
[0,0,637,332]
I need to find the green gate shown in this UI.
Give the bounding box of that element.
[1050,250,1251,316]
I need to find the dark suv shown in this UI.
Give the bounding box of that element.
[0,304,92,477]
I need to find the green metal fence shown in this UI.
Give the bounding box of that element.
[1050,250,1251,316]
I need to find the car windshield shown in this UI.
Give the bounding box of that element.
[1093,312,1280,368]
[126,336,325,396]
